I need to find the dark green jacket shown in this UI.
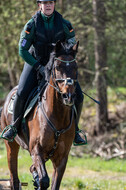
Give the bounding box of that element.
[19,11,76,66]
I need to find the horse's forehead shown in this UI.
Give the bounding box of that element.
[58,55,73,60]
[55,55,76,67]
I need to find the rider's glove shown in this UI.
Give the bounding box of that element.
[34,62,45,77]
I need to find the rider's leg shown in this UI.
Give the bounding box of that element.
[2,63,38,141]
[74,82,86,145]
[2,94,26,140]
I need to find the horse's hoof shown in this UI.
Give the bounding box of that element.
[40,176,50,189]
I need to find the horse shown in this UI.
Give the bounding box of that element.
[0,41,79,190]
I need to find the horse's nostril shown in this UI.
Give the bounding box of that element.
[62,93,75,101]
[62,93,68,99]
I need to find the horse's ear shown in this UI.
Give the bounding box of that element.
[72,41,79,53]
[55,40,62,52]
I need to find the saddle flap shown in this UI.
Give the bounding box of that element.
[23,94,39,118]
[8,93,39,118]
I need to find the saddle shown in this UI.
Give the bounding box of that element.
[8,87,39,118]
[8,79,47,118]
[4,84,47,143]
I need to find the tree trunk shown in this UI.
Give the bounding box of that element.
[4,49,17,89]
[7,61,17,88]
[58,0,64,13]
[93,0,108,134]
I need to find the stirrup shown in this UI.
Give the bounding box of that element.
[73,130,87,146]
[0,125,17,142]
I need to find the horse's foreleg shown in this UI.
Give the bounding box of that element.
[31,152,50,190]
[5,140,20,190]
[51,156,68,190]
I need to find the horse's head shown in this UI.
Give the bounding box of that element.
[45,41,79,106]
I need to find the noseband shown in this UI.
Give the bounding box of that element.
[48,57,77,94]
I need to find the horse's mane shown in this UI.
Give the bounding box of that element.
[44,42,76,81]
[44,52,56,82]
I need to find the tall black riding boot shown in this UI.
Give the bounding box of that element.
[2,94,25,141]
[74,101,86,145]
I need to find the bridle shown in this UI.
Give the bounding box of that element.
[47,57,78,94]
[38,56,78,161]
[39,57,77,161]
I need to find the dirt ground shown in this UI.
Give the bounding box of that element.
[0,180,10,190]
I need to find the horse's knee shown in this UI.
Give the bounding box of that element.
[40,175,50,190]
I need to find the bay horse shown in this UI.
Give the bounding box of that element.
[0,41,79,190]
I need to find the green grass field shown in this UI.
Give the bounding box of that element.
[0,140,126,190]
[0,87,126,189]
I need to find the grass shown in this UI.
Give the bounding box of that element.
[67,154,126,173]
[0,140,126,190]
[0,86,126,189]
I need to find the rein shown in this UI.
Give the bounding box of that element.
[37,61,99,162]
[40,101,74,162]
[38,56,77,161]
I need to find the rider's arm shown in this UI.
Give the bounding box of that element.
[62,19,76,45]
[19,19,37,66]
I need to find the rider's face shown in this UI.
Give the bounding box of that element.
[39,1,55,16]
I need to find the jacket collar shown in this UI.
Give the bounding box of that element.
[41,11,55,22]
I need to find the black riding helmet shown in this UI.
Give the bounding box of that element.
[37,0,56,3]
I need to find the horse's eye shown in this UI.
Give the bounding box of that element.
[73,65,78,70]
[56,65,65,71]
[74,81,77,85]
[56,66,60,71]
[76,66,78,70]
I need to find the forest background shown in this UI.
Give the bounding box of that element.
[0,0,126,135]
[0,0,126,189]
[0,0,126,174]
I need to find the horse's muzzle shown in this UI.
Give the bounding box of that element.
[62,92,76,106]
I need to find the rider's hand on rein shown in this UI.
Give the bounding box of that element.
[34,62,45,78]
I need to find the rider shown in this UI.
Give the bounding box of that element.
[2,0,85,145]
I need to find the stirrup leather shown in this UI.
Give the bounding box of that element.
[73,130,87,146]
[0,125,17,142]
